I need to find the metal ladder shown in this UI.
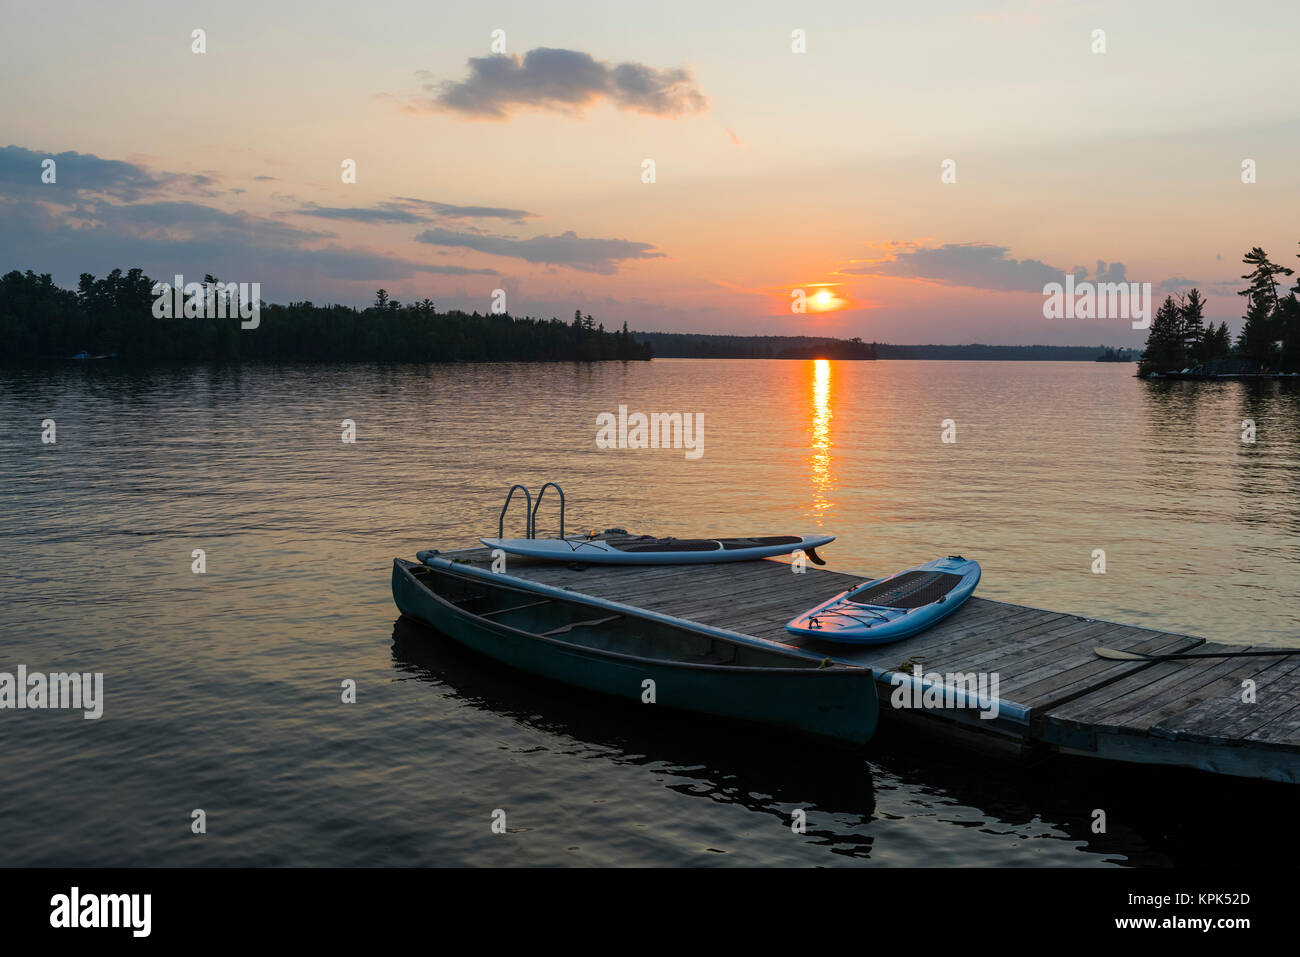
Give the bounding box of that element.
[497,482,565,539]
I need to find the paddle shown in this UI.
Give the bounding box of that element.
[1094,646,1300,663]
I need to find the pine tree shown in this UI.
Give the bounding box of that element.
[1237,292,1276,369]
[1179,289,1207,362]
[1139,295,1183,373]
[1209,322,1231,360]
[1233,247,1292,372]
[1277,294,1300,373]
[1238,247,1293,314]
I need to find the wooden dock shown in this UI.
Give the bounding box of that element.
[432,543,1300,784]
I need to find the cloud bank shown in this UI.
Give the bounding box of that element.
[843,243,1132,293]
[415,227,665,274]
[0,144,217,200]
[415,48,708,120]
[296,197,537,225]
[0,145,502,287]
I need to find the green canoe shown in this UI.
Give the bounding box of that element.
[391,556,878,747]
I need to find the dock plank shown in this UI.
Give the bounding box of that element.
[1048,648,1248,729]
[1161,656,1300,744]
[1052,646,1252,731]
[1247,701,1300,747]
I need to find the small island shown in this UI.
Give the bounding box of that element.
[1137,244,1299,378]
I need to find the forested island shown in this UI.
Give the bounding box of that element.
[1138,245,1300,377]
[0,269,651,362]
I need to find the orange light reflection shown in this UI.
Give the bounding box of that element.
[810,358,834,516]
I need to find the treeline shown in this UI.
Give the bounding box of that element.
[1140,245,1300,375]
[1095,346,1138,362]
[777,338,877,359]
[634,332,1136,361]
[634,331,877,359]
[0,268,651,362]
[875,343,1109,360]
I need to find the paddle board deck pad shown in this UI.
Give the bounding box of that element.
[786,556,981,644]
[479,534,835,565]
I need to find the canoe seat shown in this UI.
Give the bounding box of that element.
[478,599,554,619]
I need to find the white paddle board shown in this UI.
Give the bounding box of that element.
[480,533,835,565]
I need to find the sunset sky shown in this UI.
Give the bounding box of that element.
[2,0,1297,345]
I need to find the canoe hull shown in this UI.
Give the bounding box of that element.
[392,559,876,746]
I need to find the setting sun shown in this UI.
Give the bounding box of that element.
[804,285,846,312]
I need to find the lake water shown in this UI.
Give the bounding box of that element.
[1,359,1298,866]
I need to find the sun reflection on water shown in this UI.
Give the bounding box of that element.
[810,358,834,516]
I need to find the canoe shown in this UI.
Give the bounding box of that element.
[786,556,981,645]
[391,556,876,746]
[478,533,834,565]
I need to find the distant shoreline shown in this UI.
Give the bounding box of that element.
[0,266,1138,364]
[2,352,1138,364]
[633,331,1135,361]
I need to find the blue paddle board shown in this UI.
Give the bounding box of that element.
[786,556,980,644]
